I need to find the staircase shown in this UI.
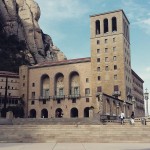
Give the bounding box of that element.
[0,125,150,143]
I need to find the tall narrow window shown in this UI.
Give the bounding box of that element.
[70,72,80,97]
[31,101,35,105]
[41,74,50,99]
[95,20,100,35]
[97,49,100,53]
[114,85,119,91]
[32,83,35,87]
[98,76,101,81]
[105,66,109,71]
[113,47,116,52]
[32,92,35,99]
[59,88,64,96]
[97,67,100,72]
[105,39,108,43]
[97,86,102,92]
[105,48,108,53]
[97,40,100,44]
[105,57,109,62]
[114,65,117,70]
[104,18,108,33]
[113,37,116,42]
[114,75,117,80]
[86,78,89,83]
[112,17,117,32]
[113,56,117,61]
[85,88,90,96]
[97,58,100,62]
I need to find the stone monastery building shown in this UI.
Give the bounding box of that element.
[1,10,145,118]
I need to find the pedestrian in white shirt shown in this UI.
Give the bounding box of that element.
[120,112,125,125]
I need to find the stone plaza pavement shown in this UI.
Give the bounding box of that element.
[0,143,150,150]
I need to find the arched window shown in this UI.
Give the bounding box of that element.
[112,17,117,32]
[30,109,36,118]
[40,74,50,99]
[69,71,80,97]
[95,20,100,35]
[55,108,63,118]
[104,18,108,33]
[70,107,78,118]
[41,108,48,118]
[55,73,64,97]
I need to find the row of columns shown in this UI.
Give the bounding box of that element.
[98,93,134,118]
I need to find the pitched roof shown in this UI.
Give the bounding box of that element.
[30,57,91,69]
[0,71,19,78]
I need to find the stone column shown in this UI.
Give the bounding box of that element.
[123,102,126,118]
[89,108,94,118]
[132,96,135,116]
[99,93,103,115]
[117,103,119,116]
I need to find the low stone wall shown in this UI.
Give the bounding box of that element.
[0,118,13,125]
[0,117,149,125]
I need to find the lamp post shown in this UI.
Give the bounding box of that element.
[144,88,149,117]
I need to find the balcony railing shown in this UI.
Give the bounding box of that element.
[68,94,80,99]
[112,91,121,97]
[53,95,65,100]
[39,96,50,101]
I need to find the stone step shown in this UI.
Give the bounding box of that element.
[0,125,150,143]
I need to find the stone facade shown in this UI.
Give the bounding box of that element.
[132,70,144,117]
[90,10,132,109]
[19,58,94,118]
[0,71,21,117]
[19,58,133,118]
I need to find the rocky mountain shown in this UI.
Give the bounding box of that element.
[0,0,66,72]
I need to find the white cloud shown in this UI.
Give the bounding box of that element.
[146,67,150,72]
[35,0,90,21]
[142,18,150,25]
[138,68,150,93]
[135,18,150,35]
[121,0,150,35]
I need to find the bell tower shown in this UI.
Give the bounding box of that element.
[90,10,132,112]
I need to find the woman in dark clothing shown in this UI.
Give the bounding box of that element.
[130,111,135,125]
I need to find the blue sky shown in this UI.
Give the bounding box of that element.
[35,0,150,101]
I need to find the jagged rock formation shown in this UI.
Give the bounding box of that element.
[0,0,66,71]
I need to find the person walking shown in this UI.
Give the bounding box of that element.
[130,111,135,125]
[120,112,125,125]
